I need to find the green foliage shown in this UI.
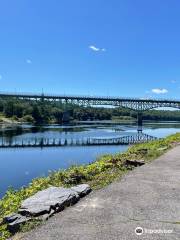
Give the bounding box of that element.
[0,133,180,239]
[0,224,11,240]
[32,105,43,123]
[21,115,34,123]
[0,98,113,123]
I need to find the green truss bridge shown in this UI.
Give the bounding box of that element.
[0,91,180,110]
[0,91,180,130]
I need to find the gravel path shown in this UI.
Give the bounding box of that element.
[19,146,180,240]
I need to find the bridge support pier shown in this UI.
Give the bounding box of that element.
[62,111,70,123]
[137,112,143,132]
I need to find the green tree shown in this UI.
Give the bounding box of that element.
[32,105,43,123]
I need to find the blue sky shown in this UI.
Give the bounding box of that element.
[0,0,180,98]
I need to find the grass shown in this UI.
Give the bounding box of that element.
[0,133,180,239]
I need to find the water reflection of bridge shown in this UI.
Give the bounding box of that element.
[0,133,158,148]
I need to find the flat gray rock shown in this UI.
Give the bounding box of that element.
[18,184,91,217]
[19,187,79,216]
[3,213,31,233]
[4,184,91,234]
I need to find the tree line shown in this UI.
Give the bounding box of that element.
[0,97,180,123]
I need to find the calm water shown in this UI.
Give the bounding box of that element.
[0,121,180,197]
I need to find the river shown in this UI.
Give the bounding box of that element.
[0,121,180,198]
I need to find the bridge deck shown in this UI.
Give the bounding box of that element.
[0,91,180,103]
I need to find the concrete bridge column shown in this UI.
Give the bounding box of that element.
[62,99,70,123]
[137,112,143,132]
[62,111,70,123]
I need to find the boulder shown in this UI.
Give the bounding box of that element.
[3,213,31,233]
[19,187,79,216]
[4,184,91,233]
[125,159,145,167]
[3,213,22,224]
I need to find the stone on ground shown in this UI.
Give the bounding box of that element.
[19,187,79,216]
[3,184,91,233]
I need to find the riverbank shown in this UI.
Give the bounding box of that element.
[0,115,19,124]
[0,133,180,239]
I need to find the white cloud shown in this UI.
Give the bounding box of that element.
[89,45,106,52]
[151,88,168,94]
[26,59,32,64]
[89,45,100,51]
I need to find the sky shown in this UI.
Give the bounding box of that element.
[0,0,180,99]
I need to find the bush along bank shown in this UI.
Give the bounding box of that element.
[0,133,180,239]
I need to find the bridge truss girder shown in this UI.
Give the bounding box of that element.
[0,93,180,111]
[60,99,180,111]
